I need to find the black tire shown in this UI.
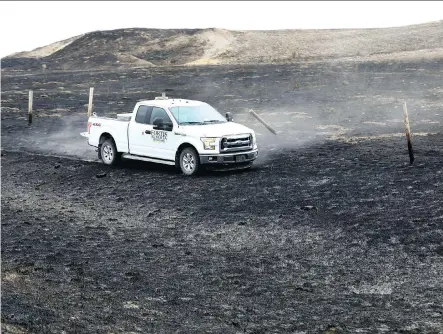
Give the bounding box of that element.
[100,138,120,166]
[179,147,200,176]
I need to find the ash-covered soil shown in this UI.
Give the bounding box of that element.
[1,61,443,333]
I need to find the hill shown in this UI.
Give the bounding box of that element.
[2,20,443,71]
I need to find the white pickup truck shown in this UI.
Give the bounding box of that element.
[81,95,258,175]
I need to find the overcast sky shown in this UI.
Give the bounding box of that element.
[1,1,442,58]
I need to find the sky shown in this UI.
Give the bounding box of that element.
[1,1,442,58]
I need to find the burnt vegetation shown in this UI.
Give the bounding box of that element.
[1,21,443,333]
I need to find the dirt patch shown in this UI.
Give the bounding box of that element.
[9,35,83,59]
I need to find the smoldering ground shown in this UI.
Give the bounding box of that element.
[2,61,443,333]
[2,60,442,162]
[1,113,98,160]
[4,76,437,165]
[2,124,443,333]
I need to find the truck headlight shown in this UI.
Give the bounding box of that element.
[251,133,256,146]
[201,137,216,150]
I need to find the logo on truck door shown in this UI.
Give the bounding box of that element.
[151,130,168,142]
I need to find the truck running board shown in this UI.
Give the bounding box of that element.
[122,153,176,166]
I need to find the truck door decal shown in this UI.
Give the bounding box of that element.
[151,130,168,142]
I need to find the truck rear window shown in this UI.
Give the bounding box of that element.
[135,105,152,124]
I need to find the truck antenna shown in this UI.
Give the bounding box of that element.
[163,89,179,127]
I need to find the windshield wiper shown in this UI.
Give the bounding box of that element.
[203,120,226,124]
[179,121,205,125]
[179,120,226,125]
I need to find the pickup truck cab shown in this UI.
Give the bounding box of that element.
[81,96,258,175]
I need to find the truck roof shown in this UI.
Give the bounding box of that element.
[138,99,205,108]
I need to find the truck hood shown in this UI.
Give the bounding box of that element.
[176,122,254,137]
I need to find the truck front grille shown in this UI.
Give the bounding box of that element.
[220,134,252,153]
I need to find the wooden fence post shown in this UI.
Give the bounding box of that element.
[28,90,33,125]
[88,87,94,118]
[402,102,414,165]
[249,109,277,135]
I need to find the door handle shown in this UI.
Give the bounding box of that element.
[145,130,151,134]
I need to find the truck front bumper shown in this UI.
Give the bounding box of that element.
[200,149,258,165]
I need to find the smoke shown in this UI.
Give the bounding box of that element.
[17,113,98,161]
[5,59,440,165]
[232,93,371,166]
[44,114,97,159]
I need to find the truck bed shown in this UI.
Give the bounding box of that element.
[89,113,132,122]
[86,115,130,153]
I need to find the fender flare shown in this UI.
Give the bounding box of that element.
[175,138,202,166]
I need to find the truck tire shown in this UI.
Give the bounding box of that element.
[100,138,120,165]
[179,147,200,176]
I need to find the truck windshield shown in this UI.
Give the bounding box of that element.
[169,104,227,125]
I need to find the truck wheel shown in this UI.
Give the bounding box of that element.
[100,139,120,165]
[179,147,200,176]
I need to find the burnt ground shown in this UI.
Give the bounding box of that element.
[1,61,443,333]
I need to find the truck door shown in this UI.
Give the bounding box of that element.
[128,105,154,156]
[146,107,177,161]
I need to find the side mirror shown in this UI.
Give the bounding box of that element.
[153,117,164,129]
[226,112,233,122]
[163,123,173,131]
[153,118,172,131]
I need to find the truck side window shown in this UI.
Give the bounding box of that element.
[149,107,172,126]
[135,105,152,124]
